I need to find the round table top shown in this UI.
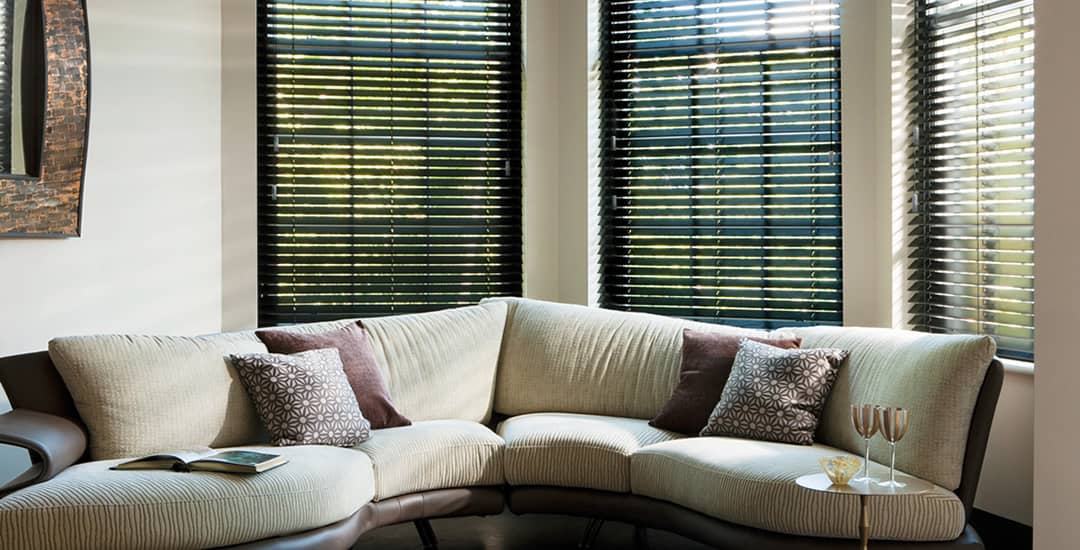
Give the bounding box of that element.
[795,473,935,496]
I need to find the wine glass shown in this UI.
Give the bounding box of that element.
[850,404,880,482]
[877,407,910,488]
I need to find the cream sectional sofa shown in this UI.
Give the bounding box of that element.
[0,298,1003,550]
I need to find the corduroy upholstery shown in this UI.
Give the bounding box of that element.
[632,437,967,542]
[353,420,505,500]
[0,446,374,550]
[499,413,683,492]
[0,298,1001,549]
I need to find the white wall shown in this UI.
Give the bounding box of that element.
[521,0,561,302]
[0,0,223,484]
[221,0,257,330]
[1032,0,1080,547]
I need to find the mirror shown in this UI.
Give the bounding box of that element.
[0,0,42,177]
[0,0,88,237]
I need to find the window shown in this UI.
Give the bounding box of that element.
[257,0,523,325]
[597,0,843,328]
[906,0,1034,360]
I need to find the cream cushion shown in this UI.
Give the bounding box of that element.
[353,420,504,500]
[631,438,966,542]
[0,445,375,550]
[485,298,777,419]
[499,413,683,492]
[252,301,508,424]
[793,326,995,489]
[48,333,267,460]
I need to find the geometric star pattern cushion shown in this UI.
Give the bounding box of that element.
[256,323,411,430]
[228,348,371,447]
[701,339,848,445]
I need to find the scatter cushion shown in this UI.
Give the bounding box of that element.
[650,330,802,435]
[499,413,684,492]
[229,349,371,447]
[256,323,411,429]
[352,420,504,500]
[700,339,848,445]
[48,333,269,461]
[631,437,965,541]
[0,445,375,550]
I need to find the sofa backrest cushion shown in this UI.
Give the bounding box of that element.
[48,333,268,460]
[252,301,508,424]
[47,302,507,461]
[487,298,775,420]
[793,326,995,490]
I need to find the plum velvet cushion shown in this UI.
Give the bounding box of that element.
[256,323,411,429]
[649,330,802,435]
[700,339,849,445]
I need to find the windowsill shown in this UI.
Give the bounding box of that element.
[1000,357,1034,376]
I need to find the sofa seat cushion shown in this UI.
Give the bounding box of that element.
[0,445,375,550]
[353,420,504,500]
[500,413,684,492]
[631,438,966,542]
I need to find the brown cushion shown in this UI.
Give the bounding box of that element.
[649,330,802,435]
[256,323,411,429]
[700,339,848,445]
[228,348,372,447]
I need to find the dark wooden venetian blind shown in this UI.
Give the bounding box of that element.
[0,0,13,172]
[257,0,523,325]
[906,0,1034,360]
[597,0,843,328]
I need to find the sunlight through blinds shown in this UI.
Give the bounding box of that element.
[906,0,1034,360]
[257,0,523,325]
[597,0,843,328]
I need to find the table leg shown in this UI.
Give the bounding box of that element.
[859,494,870,550]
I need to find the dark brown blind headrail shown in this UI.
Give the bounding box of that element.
[256,0,523,325]
[906,0,1034,360]
[597,0,843,328]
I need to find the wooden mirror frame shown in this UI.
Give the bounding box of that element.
[0,0,89,237]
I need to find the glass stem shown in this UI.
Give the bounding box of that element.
[890,442,897,484]
[863,438,870,479]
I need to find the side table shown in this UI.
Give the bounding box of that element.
[795,472,935,550]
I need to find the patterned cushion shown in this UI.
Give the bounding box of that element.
[229,349,371,447]
[701,339,848,445]
[499,413,684,492]
[256,323,411,429]
[48,333,268,460]
[352,420,504,500]
[631,437,966,541]
[650,330,802,435]
[0,445,375,550]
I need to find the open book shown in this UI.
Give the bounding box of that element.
[111,448,288,474]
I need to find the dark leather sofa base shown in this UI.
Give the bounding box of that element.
[224,487,506,550]
[508,487,985,550]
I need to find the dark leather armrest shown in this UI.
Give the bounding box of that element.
[0,409,86,496]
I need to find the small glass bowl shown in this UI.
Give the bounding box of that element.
[819,455,862,486]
